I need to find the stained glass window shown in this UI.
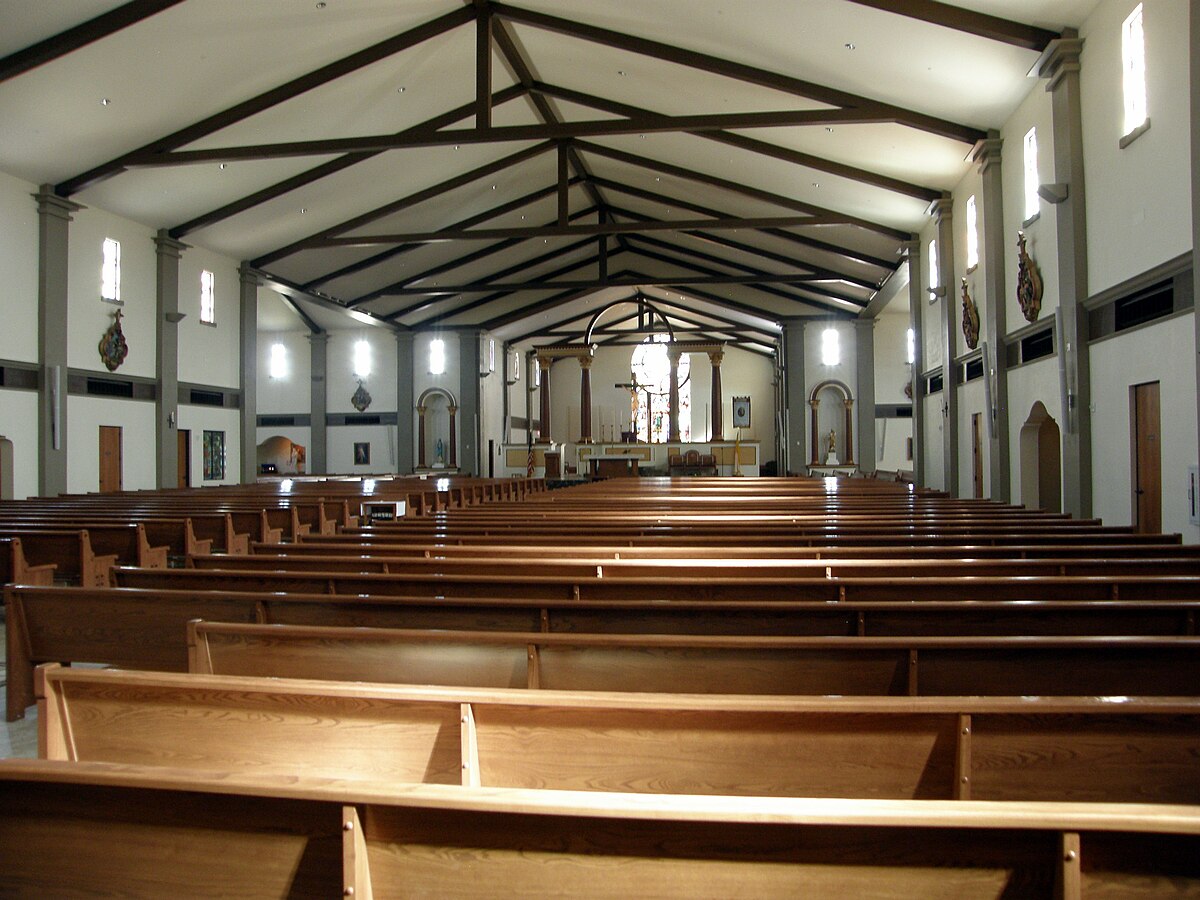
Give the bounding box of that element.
[630,334,690,443]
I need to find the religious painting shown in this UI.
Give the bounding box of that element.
[732,396,751,428]
[960,278,980,349]
[354,441,371,465]
[202,430,225,481]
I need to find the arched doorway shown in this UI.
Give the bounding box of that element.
[256,435,306,476]
[416,388,458,470]
[808,380,855,466]
[1019,401,1061,512]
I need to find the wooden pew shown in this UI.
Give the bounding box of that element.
[110,565,1200,602]
[185,621,1200,697]
[13,584,1200,720]
[4,759,1198,897]
[0,530,116,587]
[37,664,1200,803]
[0,537,56,587]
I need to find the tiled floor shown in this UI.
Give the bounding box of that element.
[0,617,39,758]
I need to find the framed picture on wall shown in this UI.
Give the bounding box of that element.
[202,430,225,480]
[354,442,371,465]
[732,396,751,428]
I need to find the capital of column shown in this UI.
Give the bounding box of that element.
[1036,37,1083,91]
[971,135,1004,176]
[306,332,329,346]
[537,356,552,371]
[578,355,593,370]
[929,196,953,225]
[809,398,820,410]
[154,230,190,259]
[33,185,85,221]
[666,345,683,363]
[238,263,263,288]
[394,330,414,348]
[843,398,854,410]
[447,406,458,416]
[708,350,724,367]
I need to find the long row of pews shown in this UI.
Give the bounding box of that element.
[3,474,1200,896]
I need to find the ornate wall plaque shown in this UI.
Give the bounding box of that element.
[98,309,129,371]
[350,380,372,412]
[1016,231,1043,323]
[960,278,980,349]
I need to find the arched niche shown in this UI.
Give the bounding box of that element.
[1019,401,1061,513]
[256,435,306,476]
[416,387,458,470]
[808,380,855,466]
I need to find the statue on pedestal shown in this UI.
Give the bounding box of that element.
[825,428,839,465]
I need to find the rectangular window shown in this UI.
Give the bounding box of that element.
[353,339,371,378]
[269,343,288,379]
[1122,4,1147,136]
[906,327,915,365]
[927,239,939,291]
[821,327,840,366]
[199,270,215,324]
[1023,127,1039,220]
[965,195,979,270]
[429,338,445,375]
[101,238,121,304]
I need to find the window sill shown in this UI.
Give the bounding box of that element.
[1119,118,1151,149]
[1021,212,1041,229]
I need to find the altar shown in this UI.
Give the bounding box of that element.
[589,455,640,478]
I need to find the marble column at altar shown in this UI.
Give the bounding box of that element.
[708,349,724,440]
[843,398,856,466]
[447,405,458,468]
[809,398,821,466]
[667,344,682,442]
[538,356,552,440]
[579,354,593,442]
[416,405,427,468]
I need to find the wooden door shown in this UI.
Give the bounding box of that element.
[971,413,984,499]
[1133,382,1161,533]
[177,429,191,488]
[99,425,122,493]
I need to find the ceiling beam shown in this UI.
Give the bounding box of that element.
[491,1,985,144]
[532,81,940,203]
[254,270,399,332]
[170,84,528,239]
[56,6,476,196]
[252,141,555,267]
[276,294,324,336]
[475,2,493,128]
[125,108,888,167]
[380,271,844,296]
[481,269,644,330]
[575,140,911,242]
[0,0,186,85]
[843,0,1059,51]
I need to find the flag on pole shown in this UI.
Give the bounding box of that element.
[526,435,535,477]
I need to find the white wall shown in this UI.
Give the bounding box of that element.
[1090,313,1199,540]
[957,379,988,498]
[67,396,156,494]
[257,331,311,414]
[1006,355,1063,505]
[1081,0,1193,296]
[178,245,241,389]
[179,405,241,487]
[413,330,461,464]
[0,388,39,498]
[0,171,38,364]
[68,206,156,378]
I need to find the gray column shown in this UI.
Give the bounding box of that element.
[1039,35,1091,518]
[458,330,482,475]
[974,135,1011,502]
[35,186,83,498]
[395,331,415,474]
[666,345,681,442]
[854,319,876,473]
[1193,7,1200,479]
[307,332,328,474]
[155,232,187,489]
[905,240,926,487]
[238,264,260,484]
[932,197,958,495]
[782,319,806,475]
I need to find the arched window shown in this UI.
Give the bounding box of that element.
[630,334,690,443]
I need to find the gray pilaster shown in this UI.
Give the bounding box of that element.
[458,330,482,475]
[974,135,1011,502]
[395,331,415,474]
[932,196,958,495]
[155,231,187,489]
[1039,35,1091,519]
[782,318,806,475]
[905,240,926,487]
[854,319,876,473]
[1192,8,1200,486]
[238,265,260,484]
[34,186,83,498]
[308,332,328,474]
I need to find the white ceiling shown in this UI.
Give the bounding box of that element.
[0,0,1100,348]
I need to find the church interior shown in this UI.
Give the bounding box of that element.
[0,0,1199,893]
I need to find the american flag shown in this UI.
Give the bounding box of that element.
[526,438,535,477]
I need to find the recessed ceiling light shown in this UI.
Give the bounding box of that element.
[491,184,496,190]
[219,163,227,170]
[454,145,460,150]
[812,182,820,188]
[844,42,855,50]
[617,70,626,76]
[100,98,111,106]
[301,208,307,214]
[825,126,834,133]
[397,86,405,93]
[316,2,326,8]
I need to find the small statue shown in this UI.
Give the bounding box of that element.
[960,278,980,349]
[827,428,836,455]
[1016,231,1043,323]
[435,438,445,465]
